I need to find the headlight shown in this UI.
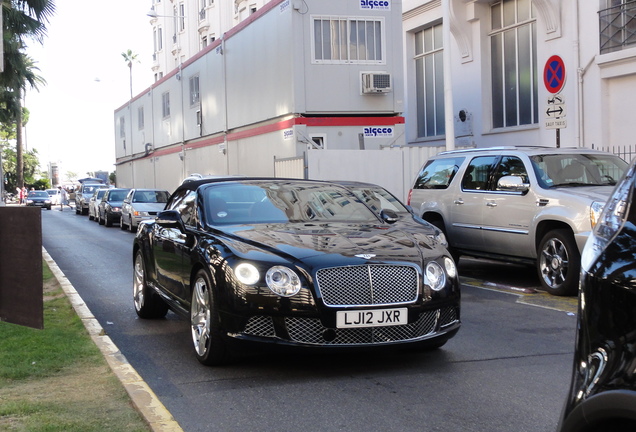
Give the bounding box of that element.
[443,256,457,279]
[26,200,33,204]
[234,263,260,285]
[581,179,632,271]
[590,201,604,228]
[425,261,446,291]
[266,266,301,297]
[112,207,121,212]
[134,211,150,217]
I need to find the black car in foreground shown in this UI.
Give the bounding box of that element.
[558,161,636,431]
[26,190,52,210]
[98,188,131,227]
[133,177,460,365]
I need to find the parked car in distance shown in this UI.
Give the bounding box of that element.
[557,160,636,431]
[26,190,52,210]
[133,177,460,365]
[120,188,170,232]
[88,188,108,222]
[75,183,108,215]
[45,188,60,205]
[408,146,628,296]
[98,188,131,227]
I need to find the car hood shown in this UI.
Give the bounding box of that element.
[553,185,614,202]
[218,220,445,265]
[130,203,166,212]
[105,201,125,206]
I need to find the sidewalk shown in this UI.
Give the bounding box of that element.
[42,248,184,432]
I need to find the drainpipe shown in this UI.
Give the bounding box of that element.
[575,0,582,147]
[443,0,456,150]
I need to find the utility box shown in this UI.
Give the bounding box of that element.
[0,207,43,329]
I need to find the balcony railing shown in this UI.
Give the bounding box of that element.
[599,1,636,54]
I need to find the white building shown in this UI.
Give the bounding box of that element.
[115,0,406,194]
[114,0,636,199]
[402,0,636,157]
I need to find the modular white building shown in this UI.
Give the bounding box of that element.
[114,0,636,199]
[115,0,406,193]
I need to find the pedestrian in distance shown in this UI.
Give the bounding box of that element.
[58,186,72,211]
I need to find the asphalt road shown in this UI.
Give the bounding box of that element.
[41,207,577,432]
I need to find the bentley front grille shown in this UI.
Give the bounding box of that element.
[315,264,419,307]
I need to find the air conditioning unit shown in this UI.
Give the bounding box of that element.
[361,73,392,94]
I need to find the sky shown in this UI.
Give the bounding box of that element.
[25,0,155,180]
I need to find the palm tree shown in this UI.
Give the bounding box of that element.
[122,49,140,100]
[0,0,55,188]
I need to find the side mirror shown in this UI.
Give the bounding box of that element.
[156,210,185,231]
[497,175,530,193]
[380,208,399,224]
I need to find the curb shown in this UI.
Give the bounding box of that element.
[43,248,184,432]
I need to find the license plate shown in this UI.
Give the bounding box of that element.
[336,308,408,328]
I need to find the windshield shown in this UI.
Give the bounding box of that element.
[108,190,129,201]
[201,181,377,226]
[83,185,105,194]
[530,153,628,188]
[133,190,169,203]
[29,191,49,198]
[345,185,409,214]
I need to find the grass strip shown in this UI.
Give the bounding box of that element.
[0,260,150,432]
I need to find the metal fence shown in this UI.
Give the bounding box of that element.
[592,143,636,162]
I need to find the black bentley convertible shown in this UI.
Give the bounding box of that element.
[132,177,460,365]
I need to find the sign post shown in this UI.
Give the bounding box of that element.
[543,55,566,148]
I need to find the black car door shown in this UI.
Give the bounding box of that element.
[153,189,197,303]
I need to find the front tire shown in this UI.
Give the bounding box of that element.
[537,229,580,296]
[190,270,230,366]
[133,251,168,319]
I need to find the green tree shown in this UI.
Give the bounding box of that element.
[121,49,139,100]
[1,143,43,192]
[0,0,56,188]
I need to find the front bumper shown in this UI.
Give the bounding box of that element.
[232,304,460,347]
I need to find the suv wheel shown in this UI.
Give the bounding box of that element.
[537,229,580,296]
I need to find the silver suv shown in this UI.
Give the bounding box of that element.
[408,146,629,296]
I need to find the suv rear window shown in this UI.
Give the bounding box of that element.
[413,157,465,190]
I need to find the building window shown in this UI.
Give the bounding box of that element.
[312,16,384,64]
[179,3,186,31]
[138,107,145,130]
[119,116,125,138]
[162,92,170,118]
[154,27,163,52]
[190,75,200,106]
[599,0,636,54]
[490,0,538,129]
[414,23,444,138]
